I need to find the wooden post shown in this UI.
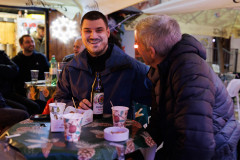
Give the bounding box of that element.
[216,37,225,73]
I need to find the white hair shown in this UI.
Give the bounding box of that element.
[136,15,182,57]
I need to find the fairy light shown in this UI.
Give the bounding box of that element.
[134,44,138,48]
[50,16,78,43]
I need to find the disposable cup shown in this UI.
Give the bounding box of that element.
[111,106,129,127]
[49,102,66,114]
[57,62,67,70]
[44,72,51,85]
[31,70,39,83]
[63,113,83,142]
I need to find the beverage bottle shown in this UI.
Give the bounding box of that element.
[91,72,104,119]
[49,55,57,86]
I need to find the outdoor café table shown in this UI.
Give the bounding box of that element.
[1,117,157,160]
[25,80,56,102]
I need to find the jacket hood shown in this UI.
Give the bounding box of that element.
[169,34,206,61]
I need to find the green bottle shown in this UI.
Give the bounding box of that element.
[49,55,57,86]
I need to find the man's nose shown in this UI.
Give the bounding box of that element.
[90,31,97,38]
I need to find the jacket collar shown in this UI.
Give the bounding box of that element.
[68,44,133,75]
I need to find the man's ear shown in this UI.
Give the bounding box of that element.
[149,46,156,59]
[107,27,110,38]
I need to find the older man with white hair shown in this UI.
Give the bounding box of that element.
[62,37,85,62]
[135,15,240,160]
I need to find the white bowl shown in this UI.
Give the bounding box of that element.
[104,127,129,142]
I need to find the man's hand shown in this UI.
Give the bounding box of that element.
[78,99,92,110]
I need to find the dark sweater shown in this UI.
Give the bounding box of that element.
[12,51,49,96]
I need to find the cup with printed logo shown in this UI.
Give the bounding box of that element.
[49,102,66,114]
[63,113,83,142]
[111,106,129,127]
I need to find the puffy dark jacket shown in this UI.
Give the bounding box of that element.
[55,45,152,117]
[147,34,240,160]
[0,50,18,95]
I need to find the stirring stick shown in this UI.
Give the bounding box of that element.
[5,134,21,139]
[72,97,77,112]
[110,101,114,107]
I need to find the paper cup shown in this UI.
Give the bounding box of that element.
[63,113,83,142]
[49,103,66,114]
[111,106,129,127]
[44,72,51,86]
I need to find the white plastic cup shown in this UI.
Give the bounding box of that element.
[57,62,67,70]
[63,113,83,142]
[111,106,129,127]
[44,72,51,85]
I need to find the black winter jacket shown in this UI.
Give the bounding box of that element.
[0,50,19,95]
[147,34,240,160]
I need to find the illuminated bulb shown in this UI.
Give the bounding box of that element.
[134,44,138,48]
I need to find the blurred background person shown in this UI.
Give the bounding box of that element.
[0,50,40,115]
[62,37,85,62]
[12,35,49,112]
[12,35,49,97]
[31,24,45,55]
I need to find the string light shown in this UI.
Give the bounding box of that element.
[50,16,78,43]
[134,44,138,48]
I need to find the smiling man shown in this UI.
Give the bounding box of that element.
[55,11,152,118]
[12,35,49,97]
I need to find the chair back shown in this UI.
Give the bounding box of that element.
[227,79,240,98]
[227,79,240,122]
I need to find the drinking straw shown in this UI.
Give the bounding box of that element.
[72,97,77,111]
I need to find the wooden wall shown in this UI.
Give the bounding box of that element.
[48,10,82,62]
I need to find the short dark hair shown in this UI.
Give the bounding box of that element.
[19,35,31,45]
[37,24,45,30]
[81,11,108,29]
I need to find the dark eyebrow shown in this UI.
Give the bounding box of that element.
[83,27,104,30]
[96,27,104,30]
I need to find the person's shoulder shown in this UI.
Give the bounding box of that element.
[0,50,6,57]
[0,50,9,60]
[112,45,148,71]
[115,46,145,65]
[12,51,22,61]
[31,31,37,39]
[34,51,47,58]
[63,54,74,62]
